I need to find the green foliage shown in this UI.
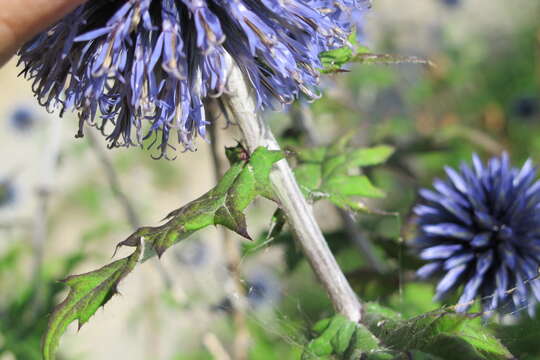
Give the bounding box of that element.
[493,306,540,360]
[1,8,538,360]
[42,146,283,360]
[320,46,355,73]
[302,314,390,360]
[363,305,514,360]
[292,135,393,212]
[0,244,87,360]
[304,307,515,360]
[42,248,142,360]
[319,41,432,74]
[247,319,304,360]
[242,136,394,276]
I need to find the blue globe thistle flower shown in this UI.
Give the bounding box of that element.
[18,0,364,158]
[414,153,540,316]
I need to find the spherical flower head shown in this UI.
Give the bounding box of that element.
[18,0,365,158]
[414,153,540,316]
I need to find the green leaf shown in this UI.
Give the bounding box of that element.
[292,136,393,213]
[303,315,392,360]
[324,175,385,198]
[363,306,514,360]
[43,146,283,360]
[460,326,514,360]
[319,47,354,73]
[119,146,283,256]
[319,43,433,74]
[363,302,403,321]
[42,246,141,360]
[347,146,395,167]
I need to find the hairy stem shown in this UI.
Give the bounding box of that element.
[217,60,362,322]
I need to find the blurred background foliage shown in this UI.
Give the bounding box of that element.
[0,0,539,359]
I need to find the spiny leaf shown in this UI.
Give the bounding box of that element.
[292,136,393,213]
[363,305,514,360]
[118,146,283,257]
[42,146,282,360]
[42,244,142,360]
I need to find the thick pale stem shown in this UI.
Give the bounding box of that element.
[218,61,362,322]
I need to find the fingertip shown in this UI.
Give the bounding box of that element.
[0,0,87,65]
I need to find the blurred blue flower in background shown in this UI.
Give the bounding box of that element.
[0,179,16,208]
[512,96,539,120]
[441,0,461,8]
[212,269,281,313]
[8,105,38,132]
[18,0,365,158]
[414,153,540,316]
[246,270,281,309]
[175,238,209,267]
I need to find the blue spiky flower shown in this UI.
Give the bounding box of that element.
[414,153,540,316]
[18,0,364,158]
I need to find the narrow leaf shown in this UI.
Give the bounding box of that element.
[42,245,141,360]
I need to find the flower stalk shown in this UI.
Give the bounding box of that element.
[217,58,362,322]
